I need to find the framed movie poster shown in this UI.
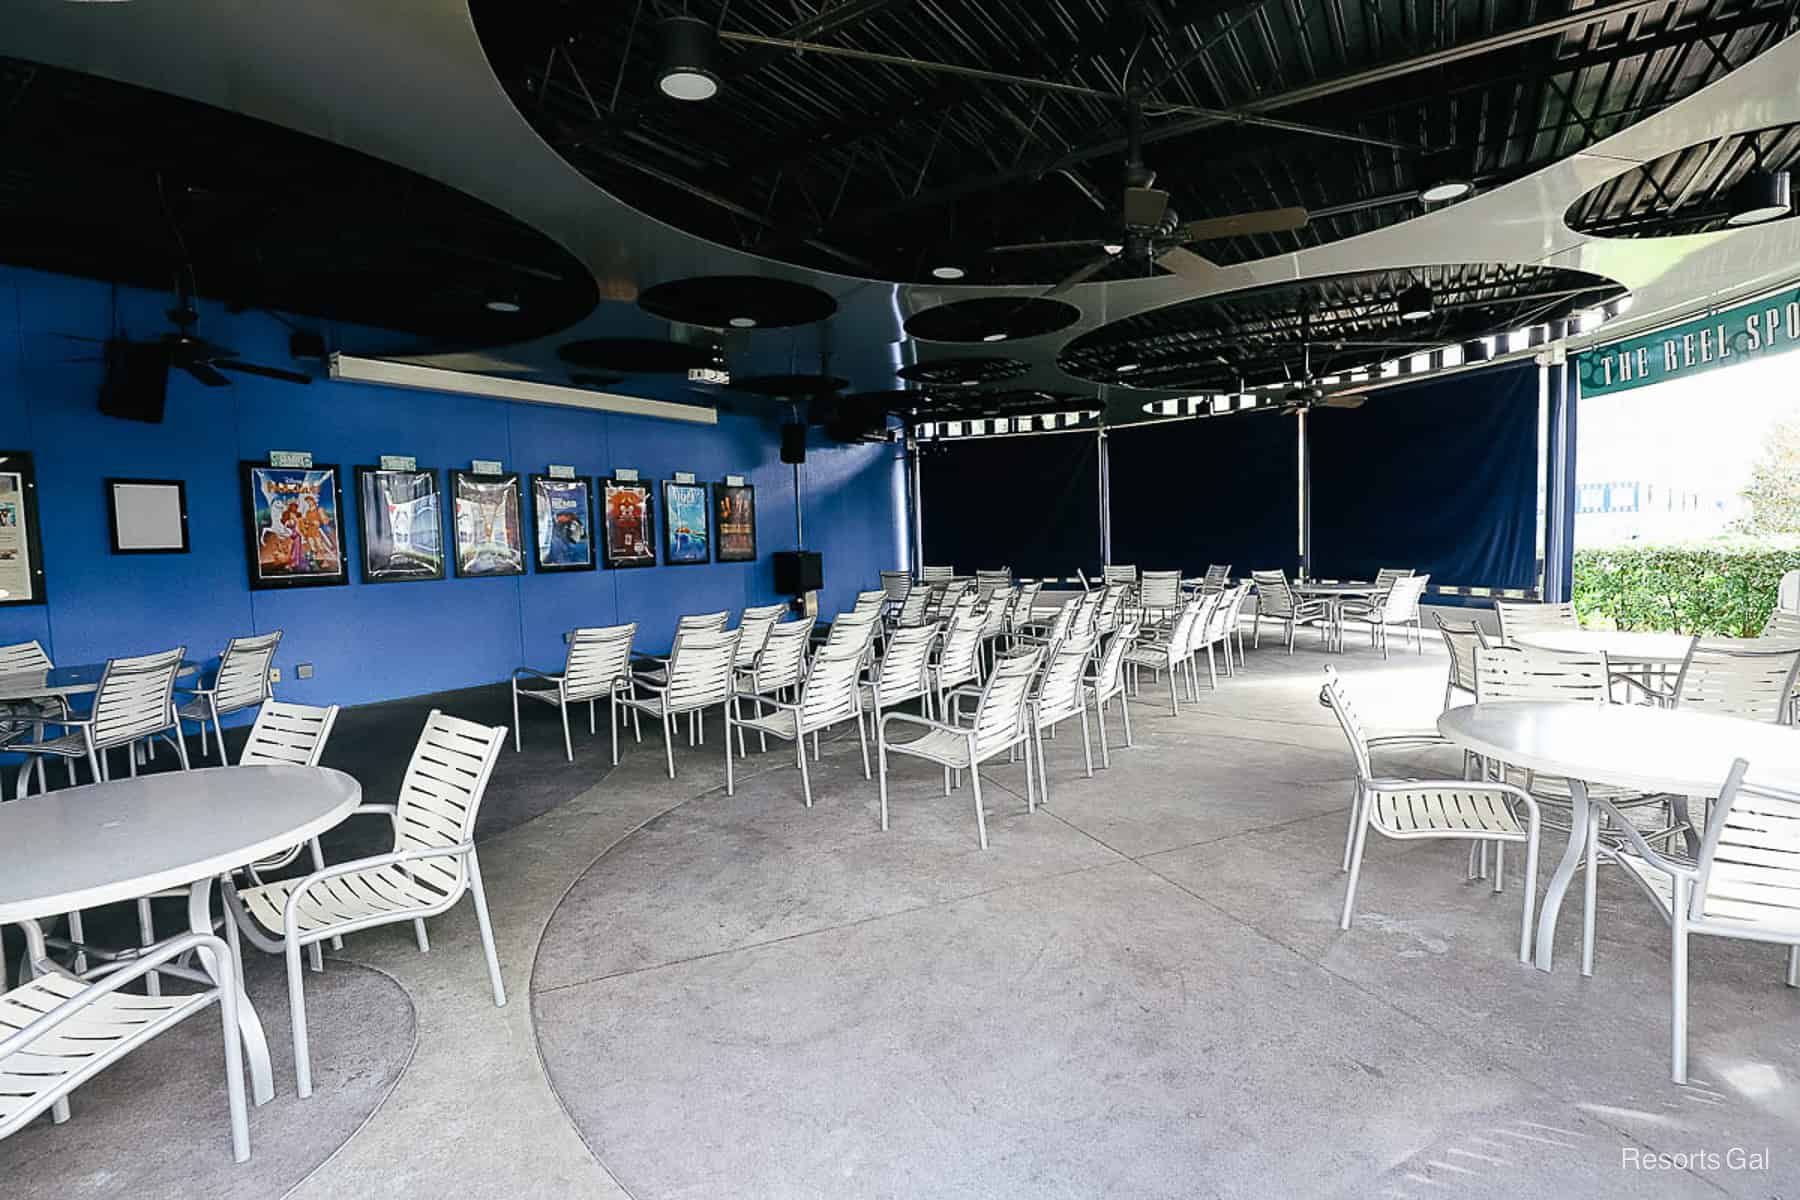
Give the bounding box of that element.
[355,466,444,583]
[241,461,348,590]
[451,470,525,578]
[662,479,711,565]
[106,478,189,554]
[714,481,756,563]
[0,450,46,605]
[531,475,596,572]
[600,476,656,569]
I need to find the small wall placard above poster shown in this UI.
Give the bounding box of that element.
[379,454,418,472]
[548,464,576,479]
[725,474,746,487]
[673,471,696,485]
[472,458,504,475]
[270,450,313,469]
[615,467,639,482]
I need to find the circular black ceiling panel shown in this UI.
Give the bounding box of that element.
[728,373,849,396]
[916,388,1094,422]
[904,298,1081,343]
[0,57,597,349]
[895,357,1029,387]
[1565,124,1800,239]
[556,338,715,373]
[637,275,837,329]
[1057,263,1626,390]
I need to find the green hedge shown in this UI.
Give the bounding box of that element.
[1572,543,1800,637]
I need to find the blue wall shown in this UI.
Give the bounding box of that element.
[0,266,906,711]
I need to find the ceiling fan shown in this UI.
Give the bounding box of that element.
[152,265,314,387]
[988,98,1310,295]
[1262,308,1371,415]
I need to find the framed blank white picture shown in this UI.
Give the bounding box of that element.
[107,478,190,554]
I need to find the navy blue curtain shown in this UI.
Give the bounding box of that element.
[919,431,1101,577]
[1108,414,1298,576]
[1310,362,1539,589]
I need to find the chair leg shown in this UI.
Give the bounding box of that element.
[1094,696,1112,768]
[1078,704,1093,777]
[796,734,813,807]
[467,849,507,1007]
[1582,806,1600,977]
[197,715,211,759]
[1671,878,1690,1084]
[878,733,890,831]
[414,920,430,952]
[968,754,989,850]
[1031,727,1045,812]
[724,706,735,795]
[590,699,597,736]
[1168,664,1180,715]
[172,726,191,772]
[1788,945,1799,988]
[1519,827,1541,964]
[68,910,87,975]
[209,698,225,764]
[1341,784,1362,872]
[1120,689,1134,746]
[286,936,314,1099]
[1340,811,1372,929]
[560,701,574,764]
[1493,842,1505,894]
[610,689,621,766]
[511,684,523,752]
[661,714,676,779]
[137,897,162,997]
[854,711,871,780]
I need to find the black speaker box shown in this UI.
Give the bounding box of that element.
[99,341,170,424]
[773,550,822,595]
[780,423,808,464]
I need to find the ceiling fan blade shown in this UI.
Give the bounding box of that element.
[182,361,231,388]
[1156,246,1222,286]
[1321,393,1367,409]
[214,359,314,386]
[1177,205,1310,242]
[1122,186,1170,229]
[1043,253,1118,297]
[988,238,1108,254]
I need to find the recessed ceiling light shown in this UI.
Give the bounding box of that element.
[931,266,965,280]
[656,16,720,101]
[1397,283,1434,322]
[1115,362,1141,374]
[729,316,757,329]
[1102,243,1125,255]
[982,332,1007,342]
[1726,169,1791,227]
[1420,180,1473,203]
[485,299,522,313]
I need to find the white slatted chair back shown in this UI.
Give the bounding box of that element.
[663,628,741,715]
[1010,581,1044,626]
[798,647,864,729]
[1435,615,1485,697]
[1494,600,1578,643]
[975,569,1012,600]
[1473,644,1610,704]
[239,700,340,767]
[675,610,730,637]
[937,621,985,690]
[1102,564,1137,586]
[1203,564,1231,586]
[389,711,507,898]
[1675,641,1800,723]
[564,624,637,700]
[880,570,912,603]
[895,585,933,627]
[0,640,52,675]
[1203,585,1241,643]
[1037,633,1094,723]
[919,565,956,582]
[211,631,282,715]
[1218,584,1253,631]
[972,648,1043,756]
[1180,591,1221,655]
[980,587,1017,639]
[1373,567,1412,594]
[1140,571,1181,610]
[1763,608,1800,640]
[853,589,888,615]
[1251,570,1295,617]
[750,618,815,692]
[90,648,186,750]
[1094,582,1129,632]
[1319,665,1373,781]
[1692,761,1800,931]
[1037,600,1076,648]
[822,610,882,662]
[1091,619,1136,699]
[942,590,980,634]
[732,605,787,670]
[873,625,935,703]
[1381,574,1429,623]
[1164,599,1207,662]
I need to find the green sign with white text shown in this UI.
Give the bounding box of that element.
[1576,285,1800,396]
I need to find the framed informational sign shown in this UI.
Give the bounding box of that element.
[662,479,712,565]
[451,470,525,578]
[355,465,445,583]
[106,478,190,554]
[600,476,656,569]
[0,450,46,605]
[531,475,596,572]
[240,461,348,590]
[714,480,756,562]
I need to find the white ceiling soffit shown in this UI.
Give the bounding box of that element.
[11,6,1800,404]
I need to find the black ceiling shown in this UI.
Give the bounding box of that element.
[1566,122,1800,239]
[470,0,1792,286]
[1056,262,1624,389]
[0,57,598,347]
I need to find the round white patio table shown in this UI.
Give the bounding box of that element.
[1293,582,1377,653]
[1437,702,1800,972]
[0,765,362,1104]
[1512,629,1695,664]
[0,659,199,703]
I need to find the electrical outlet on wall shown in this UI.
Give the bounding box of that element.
[297,663,315,680]
[269,667,282,683]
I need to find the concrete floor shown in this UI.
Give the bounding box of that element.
[9,631,1800,1198]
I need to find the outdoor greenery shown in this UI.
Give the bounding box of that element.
[1573,542,1800,636]
[1732,417,1800,536]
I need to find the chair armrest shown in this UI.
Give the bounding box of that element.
[281,844,476,932]
[1366,732,1452,750]
[511,667,561,683]
[0,931,232,1059]
[1611,673,1675,704]
[1366,777,1541,820]
[629,677,670,695]
[882,710,970,737]
[1590,797,1699,879]
[733,693,798,717]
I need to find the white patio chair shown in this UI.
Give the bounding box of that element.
[1202,563,1232,589]
[1662,640,1800,723]
[1322,665,1541,961]
[851,589,889,616]
[1101,564,1137,589]
[1,640,69,795]
[1092,581,1129,636]
[862,623,937,726]
[1249,571,1329,653]
[1493,599,1577,644]
[1593,759,1800,1082]
[1012,596,1075,649]
[1434,614,1485,709]
[879,646,1043,849]
[734,618,815,756]
[734,603,789,673]
[1177,589,1226,695]
[1028,632,1097,802]
[634,611,731,744]
[1196,582,1244,680]
[619,626,740,779]
[1124,596,1207,713]
[879,570,912,606]
[177,631,282,762]
[1138,570,1182,626]
[919,565,956,583]
[727,645,870,805]
[930,616,985,716]
[1084,614,1139,766]
[1341,574,1431,658]
[893,583,934,629]
[1,926,251,1162]
[975,568,1012,594]
[1214,581,1253,670]
[977,585,1017,665]
[227,710,509,1098]
[1762,608,1800,640]
[511,623,636,763]
[13,647,191,794]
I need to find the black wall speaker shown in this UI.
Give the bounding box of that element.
[773,550,822,595]
[780,422,807,464]
[98,340,170,424]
